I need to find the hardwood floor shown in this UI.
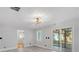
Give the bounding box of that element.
[3,46,53,52]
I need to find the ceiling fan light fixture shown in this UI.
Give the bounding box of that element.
[33,17,43,24]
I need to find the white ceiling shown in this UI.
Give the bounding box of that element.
[0,7,79,29]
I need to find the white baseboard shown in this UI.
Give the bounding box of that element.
[0,47,16,52]
[0,45,33,52]
[35,45,52,50]
[0,45,53,52]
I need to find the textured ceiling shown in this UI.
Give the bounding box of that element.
[0,7,79,29]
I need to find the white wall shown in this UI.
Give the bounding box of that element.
[34,27,53,49]
[0,27,17,49]
[0,26,34,51]
[24,29,35,47]
[72,19,79,52]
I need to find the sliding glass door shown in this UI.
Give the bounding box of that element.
[60,28,72,48]
[53,29,60,47]
[52,28,72,52]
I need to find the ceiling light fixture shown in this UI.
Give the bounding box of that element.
[33,17,43,24]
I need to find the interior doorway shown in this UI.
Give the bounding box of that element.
[52,28,72,52]
[17,30,24,48]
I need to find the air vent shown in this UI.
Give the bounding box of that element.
[10,7,20,12]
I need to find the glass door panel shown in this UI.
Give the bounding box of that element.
[53,29,60,47]
[52,28,72,52]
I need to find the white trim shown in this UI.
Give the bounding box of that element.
[35,44,52,50]
[0,47,16,52]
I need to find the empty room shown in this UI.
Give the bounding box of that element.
[0,7,79,52]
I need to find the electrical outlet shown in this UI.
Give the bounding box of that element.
[29,43,31,45]
[3,46,6,48]
[44,45,47,47]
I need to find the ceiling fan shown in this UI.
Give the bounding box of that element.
[10,7,20,12]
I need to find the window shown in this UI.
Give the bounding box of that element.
[36,31,43,41]
[17,30,24,40]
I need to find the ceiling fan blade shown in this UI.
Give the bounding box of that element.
[10,7,20,12]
